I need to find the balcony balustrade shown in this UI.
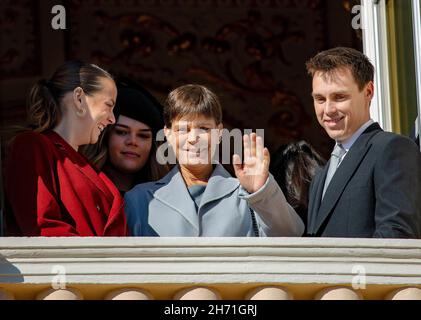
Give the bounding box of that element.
[0,237,420,300]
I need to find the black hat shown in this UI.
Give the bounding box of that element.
[114,79,164,135]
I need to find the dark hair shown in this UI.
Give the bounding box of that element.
[80,79,169,184]
[27,60,113,132]
[84,128,169,186]
[305,47,374,90]
[164,84,222,127]
[114,77,164,135]
[270,141,325,224]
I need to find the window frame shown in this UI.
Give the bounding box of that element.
[361,0,393,132]
[412,0,421,149]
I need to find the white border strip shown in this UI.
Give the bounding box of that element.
[412,0,421,150]
[362,0,393,132]
[1,238,421,285]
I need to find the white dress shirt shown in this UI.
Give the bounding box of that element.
[336,119,374,165]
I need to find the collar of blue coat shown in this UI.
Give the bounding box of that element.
[151,163,240,227]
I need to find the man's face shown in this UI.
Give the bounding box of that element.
[312,67,374,142]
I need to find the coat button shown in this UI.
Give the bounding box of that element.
[96,205,101,211]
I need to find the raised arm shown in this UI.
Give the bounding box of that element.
[233,133,304,236]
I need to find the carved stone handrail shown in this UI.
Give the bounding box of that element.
[0,237,421,299]
[1,237,421,284]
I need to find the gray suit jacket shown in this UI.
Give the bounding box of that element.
[124,164,304,236]
[307,123,421,238]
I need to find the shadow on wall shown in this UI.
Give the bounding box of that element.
[0,256,24,284]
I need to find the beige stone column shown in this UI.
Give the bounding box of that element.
[314,286,362,300]
[104,288,153,300]
[174,286,221,300]
[36,288,83,300]
[245,286,293,300]
[385,287,421,300]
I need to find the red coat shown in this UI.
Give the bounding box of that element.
[4,130,127,236]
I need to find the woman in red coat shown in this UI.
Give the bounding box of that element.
[4,60,127,236]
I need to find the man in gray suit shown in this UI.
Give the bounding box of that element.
[305,47,421,238]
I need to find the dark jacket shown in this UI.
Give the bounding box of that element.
[307,123,421,238]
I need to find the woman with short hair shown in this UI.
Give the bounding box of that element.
[124,84,304,237]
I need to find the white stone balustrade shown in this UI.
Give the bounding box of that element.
[0,237,420,300]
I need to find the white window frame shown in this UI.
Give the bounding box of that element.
[412,0,421,149]
[361,0,393,132]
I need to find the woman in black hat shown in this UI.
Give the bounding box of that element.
[82,79,169,195]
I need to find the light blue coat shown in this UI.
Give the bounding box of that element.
[124,164,304,237]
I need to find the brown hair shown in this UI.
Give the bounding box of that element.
[164,84,222,127]
[81,124,169,183]
[27,60,113,132]
[305,47,374,90]
[80,78,169,182]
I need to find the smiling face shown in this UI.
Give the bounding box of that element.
[107,115,153,174]
[165,114,222,168]
[80,77,117,144]
[312,67,374,143]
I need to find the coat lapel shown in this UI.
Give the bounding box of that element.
[101,172,126,235]
[73,161,113,199]
[199,164,239,211]
[47,131,113,200]
[152,166,200,231]
[313,123,382,234]
[307,165,329,234]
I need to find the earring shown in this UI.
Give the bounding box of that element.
[76,108,86,117]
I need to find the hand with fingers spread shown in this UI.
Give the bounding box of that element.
[233,132,270,194]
